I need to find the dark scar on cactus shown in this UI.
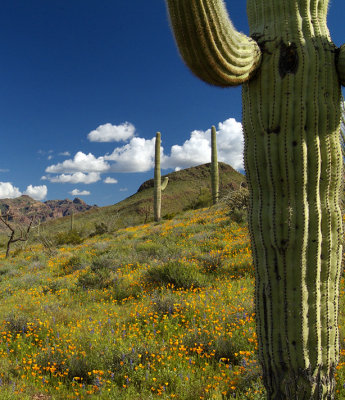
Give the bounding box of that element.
[279,41,299,78]
[267,126,281,134]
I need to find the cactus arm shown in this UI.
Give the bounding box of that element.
[336,44,345,86]
[161,177,169,191]
[166,0,261,86]
[210,125,219,204]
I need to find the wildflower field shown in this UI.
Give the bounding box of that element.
[0,204,345,399]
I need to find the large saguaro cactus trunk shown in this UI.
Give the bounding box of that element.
[166,0,345,398]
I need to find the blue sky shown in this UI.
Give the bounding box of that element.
[0,1,344,206]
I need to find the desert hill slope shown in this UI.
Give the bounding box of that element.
[41,162,245,235]
[0,162,244,236]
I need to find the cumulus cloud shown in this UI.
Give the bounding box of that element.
[216,118,244,170]
[46,152,110,174]
[162,118,244,171]
[104,137,156,172]
[24,185,47,201]
[70,189,91,196]
[47,172,101,184]
[0,182,21,199]
[104,177,118,184]
[88,122,135,142]
[0,183,48,201]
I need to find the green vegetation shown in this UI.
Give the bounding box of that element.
[0,203,345,399]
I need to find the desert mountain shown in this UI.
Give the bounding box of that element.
[0,195,96,225]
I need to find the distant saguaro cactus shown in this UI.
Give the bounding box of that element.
[210,126,219,204]
[70,210,74,231]
[166,0,344,398]
[154,132,169,222]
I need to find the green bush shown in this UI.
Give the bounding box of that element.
[89,222,109,237]
[152,291,186,314]
[186,187,212,210]
[199,252,224,273]
[61,254,86,275]
[54,229,84,246]
[91,254,118,272]
[145,260,205,289]
[4,312,31,334]
[224,187,249,223]
[163,212,176,220]
[76,268,112,290]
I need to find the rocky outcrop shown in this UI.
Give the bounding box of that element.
[0,195,96,225]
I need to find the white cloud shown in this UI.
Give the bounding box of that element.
[70,189,91,196]
[88,122,135,142]
[59,151,71,157]
[0,182,21,199]
[162,118,244,170]
[119,188,128,192]
[46,151,110,174]
[216,118,244,170]
[162,130,210,169]
[105,137,156,172]
[48,172,101,184]
[104,177,118,184]
[24,185,47,201]
[0,169,9,173]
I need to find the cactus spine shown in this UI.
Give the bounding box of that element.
[210,125,219,204]
[154,132,169,222]
[166,0,344,398]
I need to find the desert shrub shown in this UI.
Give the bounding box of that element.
[90,254,118,272]
[0,266,9,276]
[184,329,249,367]
[199,252,224,273]
[163,212,176,220]
[112,278,142,301]
[54,229,84,245]
[4,312,31,334]
[231,208,248,224]
[42,280,63,295]
[89,222,109,237]
[224,187,249,223]
[61,254,87,275]
[135,241,164,258]
[145,260,205,289]
[152,291,186,315]
[36,234,57,257]
[76,268,112,290]
[186,187,212,210]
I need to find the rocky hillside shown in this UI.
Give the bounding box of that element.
[0,195,97,226]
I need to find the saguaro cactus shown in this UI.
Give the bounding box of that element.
[166,1,344,398]
[70,210,74,231]
[154,132,169,222]
[210,125,219,204]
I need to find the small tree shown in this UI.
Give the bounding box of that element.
[0,213,34,258]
